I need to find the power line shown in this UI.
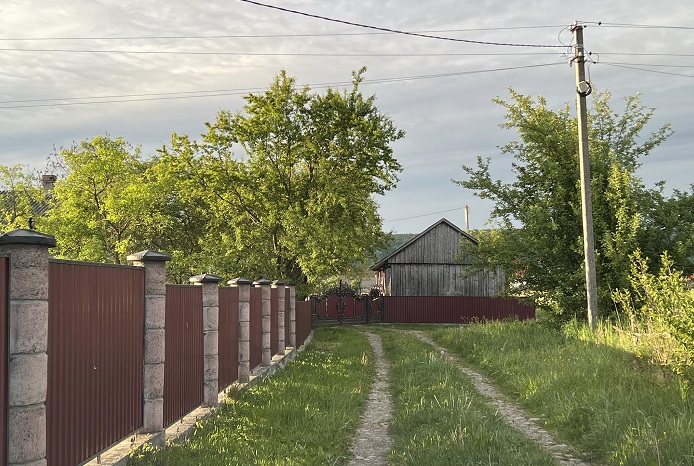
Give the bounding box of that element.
[0,25,567,42]
[602,63,694,79]
[384,206,468,223]
[0,62,563,109]
[601,61,694,69]
[239,0,565,49]
[0,48,560,57]
[577,21,694,30]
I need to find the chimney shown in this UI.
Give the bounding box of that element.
[41,174,57,197]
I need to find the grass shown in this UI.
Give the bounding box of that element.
[130,327,375,466]
[431,320,694,465]
[374,328,557,465]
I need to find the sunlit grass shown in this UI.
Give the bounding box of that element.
[374,328,557,465]
[130,327,374,465]
[430,320,694,465]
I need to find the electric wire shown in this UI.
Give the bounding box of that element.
[0,25,566,41]
[384,206,468,223]
[0,62,564,109]
[602,63,694,79]
[576,21,694,30]
[239,0,566,48]
[0,48,561,57]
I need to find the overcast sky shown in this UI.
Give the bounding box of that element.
[2,0,692,233]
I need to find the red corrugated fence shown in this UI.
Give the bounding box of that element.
[382,296,535,323]
[295,300,312,347]
[0,256,8,466]
[47,261,145,466]
[218,286,239,391]
[163,285,203,427]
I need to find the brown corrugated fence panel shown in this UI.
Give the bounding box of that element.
[0,256,8,466]
[47,261,145,466]
[284,288,291,347]
[218,287,239,390]
[249,286,262,370]
[164,285,203,427]
[382,296,535,323]
[295,300,312,347]
[270,287,278,355]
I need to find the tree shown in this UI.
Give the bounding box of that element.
[160,69,403,292]
[638,184,694,277]
[43,136,151,264]
[456,90,672,320]
[0,164,46,232]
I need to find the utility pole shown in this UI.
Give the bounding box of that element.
[572,22,598,329]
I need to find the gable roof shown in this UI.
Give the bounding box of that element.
[371,218,478,271]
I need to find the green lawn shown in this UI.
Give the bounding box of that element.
[130,327,374,465]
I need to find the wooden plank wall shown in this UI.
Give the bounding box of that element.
[388,264,505,296]
[388,222,471,265]
[385,222,504,296]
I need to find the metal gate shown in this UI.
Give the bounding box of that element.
[311,281,382,326]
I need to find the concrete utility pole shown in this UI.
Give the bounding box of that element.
[572,22,598,329]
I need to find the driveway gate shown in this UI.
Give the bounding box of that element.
[311,281,382,326]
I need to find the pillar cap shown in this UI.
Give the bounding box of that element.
[126,250,171,262]
[253,278,272,286]
[0,228,56,247]
[272,280,287,286]
[190,273,223,284]
[228,277,253,286]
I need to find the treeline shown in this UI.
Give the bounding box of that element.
[0,69,404,296]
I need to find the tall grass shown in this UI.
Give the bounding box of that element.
[432,321,694,465]
[377,328,557,465]
[130,327,374,465]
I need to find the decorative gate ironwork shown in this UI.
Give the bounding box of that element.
[311,281,383,325]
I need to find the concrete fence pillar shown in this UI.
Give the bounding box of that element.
[229,278,252,383]
[254,279,272,367]
[272,281,286,355]
[190,273,222,407]
[126,250,170,434]
[287,283,296,348]
[0,229,56,466]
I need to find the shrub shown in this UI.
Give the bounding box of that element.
[612,251,694,380]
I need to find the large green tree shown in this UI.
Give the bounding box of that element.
[456,90,673,319]
[160,69,404,291]
[43,136,151,264]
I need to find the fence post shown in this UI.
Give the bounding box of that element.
[190,273,223,407]
[254,279,272,367]
[126,250,170,435]
[272,281,286,355]
[229,278,252,383]
[287,283,296,348]
[0,229,55,466]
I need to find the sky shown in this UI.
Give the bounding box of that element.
[2,0,692,234]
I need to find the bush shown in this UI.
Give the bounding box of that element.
[612,251,694,380]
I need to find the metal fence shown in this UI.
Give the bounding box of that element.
[163,285,204,427]
[47,261,145,466]
[382,296,535,323]
[249,286,262,370]
[296,300,312,346]
[218,286,239,390]
[270,287,278,355]
[0,256,8,466]
[285,287,291,345]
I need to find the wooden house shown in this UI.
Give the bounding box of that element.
[371,218,504,296]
